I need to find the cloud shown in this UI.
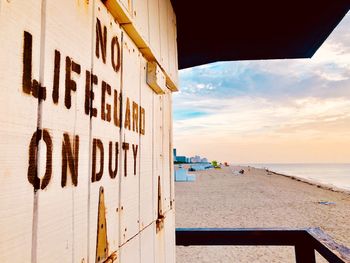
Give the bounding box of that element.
[173,13,350,162]
[174,97,350,138]
[176,13,350,102]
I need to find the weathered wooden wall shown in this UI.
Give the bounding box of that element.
[0,0,177,262]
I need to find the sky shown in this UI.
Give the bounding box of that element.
[173,12,350,164]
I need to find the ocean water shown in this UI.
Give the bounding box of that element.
[247,163,350,191]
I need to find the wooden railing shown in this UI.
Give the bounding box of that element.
[176,228,350,263]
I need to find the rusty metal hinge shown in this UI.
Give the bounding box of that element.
[156,176,165,233]
[96,187,109,263]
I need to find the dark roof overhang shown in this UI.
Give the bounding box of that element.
[171,0,350,69]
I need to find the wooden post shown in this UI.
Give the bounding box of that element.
[295,245,316,263]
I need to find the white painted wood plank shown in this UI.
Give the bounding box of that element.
[120,30,141,245]
[164,210,176,263]
[139,57,155,230]
[155,219,165,263]
[159,0,169,73]
[0,1,42,261]
[155,211,175,263]
[133,0,149,43]
[167,1,178,85]
[140,223,156,263]
[153,94,163,221]
[169,94,175,209]
[120,235,140,263]
[35,1,93,262]
[88,2,123,261]
[173,11,179,85]
[162,91,172,213]
[148,0,161,62]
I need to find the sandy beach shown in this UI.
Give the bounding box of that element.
[175,166,350,263]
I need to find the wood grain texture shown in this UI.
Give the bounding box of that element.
[159,0,169,73]
[167,1,178,86]
[168,94,175,210]
[140,223,156,263]
[119,30,141,245]
[155,215,165,263]
[120,233,140,263]
[148,0,161,62]
[162,91,172,214]
[0,0,176,262]
[133,0,149,43]
[164,210,176,263]
[34,1,93,262]
[139,57,155,230]
[153,94,163,220]
[102,0,178,91]
[154,210,176,263]
[0,1,42,261]
[146,61,166,94]
[88,2,122,261]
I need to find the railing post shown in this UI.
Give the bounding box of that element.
[295,245,316,263]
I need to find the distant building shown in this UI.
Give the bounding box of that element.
[173,150,208,164]
[173,148,177,161]
[176,156,187,163]
[190,155,201,163]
